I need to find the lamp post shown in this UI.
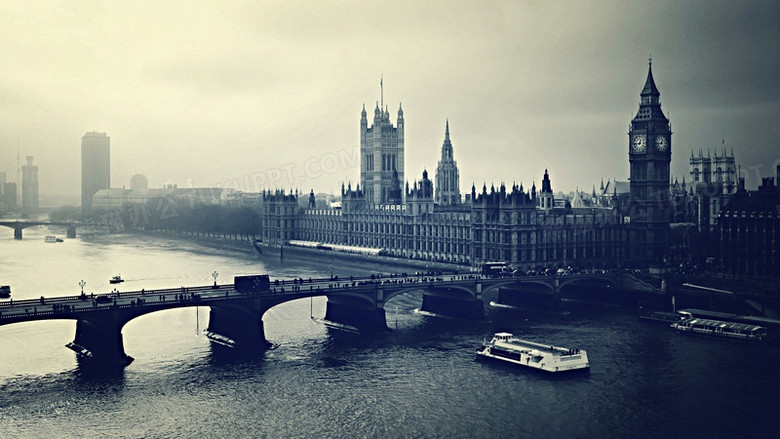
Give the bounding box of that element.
[79,279,85,295]
[212,271,218,288]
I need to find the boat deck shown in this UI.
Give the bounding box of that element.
[680,318,764,333]
[494,337,577,356]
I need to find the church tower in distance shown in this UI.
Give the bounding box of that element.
[628,59,672,265]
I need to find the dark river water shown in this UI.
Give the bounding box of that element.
[1,227,779,438]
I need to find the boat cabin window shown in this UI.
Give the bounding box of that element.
[494,333,512,341]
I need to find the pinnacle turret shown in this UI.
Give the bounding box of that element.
[641,59,660,98]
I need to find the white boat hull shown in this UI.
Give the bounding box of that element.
[476,333,589,373]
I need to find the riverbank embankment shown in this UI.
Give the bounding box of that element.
[136,230,471,274]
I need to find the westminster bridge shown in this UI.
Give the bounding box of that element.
[0,220,86,239]
[0,271,662,365]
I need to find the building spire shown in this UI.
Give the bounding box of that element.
[641,57,660,97]
[380,75,383,110]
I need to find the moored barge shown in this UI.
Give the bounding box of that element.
[671,312,767,342]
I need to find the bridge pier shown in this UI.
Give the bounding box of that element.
[325,296,387,332]
[14,226,22,240]
[67,225,77,238]
[205,298,271,349]
[420,286,485,319]
[67,316,134,366]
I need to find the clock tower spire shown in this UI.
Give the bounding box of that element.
[628,59,672,265]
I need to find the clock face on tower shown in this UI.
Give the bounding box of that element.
[632,134,646,153]
[655,136,668,152]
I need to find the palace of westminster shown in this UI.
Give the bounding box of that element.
[257,62,779,275]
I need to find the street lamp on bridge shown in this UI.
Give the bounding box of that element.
[79,279,86,295]
[212,271,218,288]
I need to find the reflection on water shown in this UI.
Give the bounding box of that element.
[2,227,780,437]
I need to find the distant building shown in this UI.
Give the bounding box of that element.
[91,187,232,210]
[0,171,6,207]
[690,147,736,191]
[81,132,110,212]
[2,182,17,209]
[435,121,461,206]
[689,148,738,233]
[21,156,39,213]
[130,174,149,190]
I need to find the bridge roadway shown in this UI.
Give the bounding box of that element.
[0,220,85,239]
[0,271,648,366]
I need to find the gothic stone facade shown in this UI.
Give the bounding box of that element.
[263,170,627,268]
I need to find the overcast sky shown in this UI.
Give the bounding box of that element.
[1,0,779,203]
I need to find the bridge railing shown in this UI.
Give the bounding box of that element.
[0,271,619,311]
[0,284,237,309]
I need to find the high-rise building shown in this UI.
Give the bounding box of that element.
[130,174,149,190]
[360,83,404,205]
[3,183,17,209]
[21,156,39,212]
[81,132,110,212]
[628,60,672,264]
[434,120,461,206]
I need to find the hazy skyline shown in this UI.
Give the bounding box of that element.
[1,1,779,203]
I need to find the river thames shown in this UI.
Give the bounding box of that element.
[1,227,779,438]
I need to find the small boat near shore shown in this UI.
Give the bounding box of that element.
[638,310,687,324]
[671,312,767,342]
[0,285,10,299]
[44,235,62,243]
[476,332,589,373]
[109,275,124,284]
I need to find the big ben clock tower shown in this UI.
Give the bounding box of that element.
[628,59,672,265]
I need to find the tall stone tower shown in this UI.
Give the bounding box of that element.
[538,169,554,210]
[435,120,461,205]
[628,60,672,264]
[360,81,404,205]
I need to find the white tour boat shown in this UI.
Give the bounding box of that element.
[476,332,589,373]
[671,312,767,342]
[44,235,59,243]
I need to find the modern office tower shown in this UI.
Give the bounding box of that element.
[434,120,461,206]
[130,174,148,190]
[21,156,39,212]
[628,60,672,265]
[81,132,110,212]
[3,183,17,209]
